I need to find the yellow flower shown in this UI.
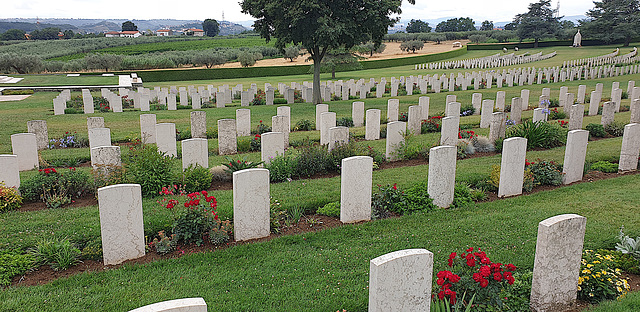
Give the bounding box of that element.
[589,293,594,297]
[578,286,582,291]
[582,269,591,274]
[617,286,623,292]
[593,260,601,264]
[600,270,607,275]
[586,264,593,268]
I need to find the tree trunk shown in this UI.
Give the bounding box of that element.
[310,46,327,104]
[624,36,631,47]
[534,38,539,48]
[332,67,336,79]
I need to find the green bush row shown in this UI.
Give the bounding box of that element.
[466,39,619,50]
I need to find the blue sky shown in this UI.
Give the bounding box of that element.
[2,0,592,24]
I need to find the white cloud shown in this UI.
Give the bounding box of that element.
[1,0,593,23]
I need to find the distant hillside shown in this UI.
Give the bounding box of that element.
[0,21,79,34]
[0,18,248,35]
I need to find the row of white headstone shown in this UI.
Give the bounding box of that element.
[125,214,589,312]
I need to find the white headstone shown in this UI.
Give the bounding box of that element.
[156,123,177,157]
[386,121,406,160]
[261,132,284,164]
[233,169,270,241]
[619,123,640,171]
[498,137,527,197]
[181,138,209,169]
[0,155,20,189]
[340,156,373,223]
[428,145,457,208]
[562,130,589,184]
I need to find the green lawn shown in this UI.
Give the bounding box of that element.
[1,43,640,311]
[11,75,119,87]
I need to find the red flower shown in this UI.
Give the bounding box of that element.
[479,278,489,288]
[480,265,491,277]
[506,264,517,271]
[237,160,241,164]
[493,272,503,281]
[466,258,476,267]
[392,183,397,190]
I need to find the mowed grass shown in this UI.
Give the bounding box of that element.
[2,43,640,310]
[0,174,638,311]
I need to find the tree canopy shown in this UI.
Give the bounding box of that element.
[580,0,640,46]
[406,19,431,33]
[513,0,561,48]
[435,17,476,32]
[1,29,26,41]
[122,21,138,31]
[202,19,220,37]
[240,0,414,104]
[29,27,61,40]
[480,20,494,31]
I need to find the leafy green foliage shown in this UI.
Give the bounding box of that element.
[586,123,607,138]
[150,231,176,255]
[400,40,424,53]
[0,182,22,213]
[293,119,314,131]
[173,205,215,246]
[19,168,92,204]
[505,120,566,150]
[605,121,626,137]
[406,19,431,33]
[616,226,640,262]
[578,249,630,303]
[182,165,213,193]
[222,156,263,174]
[336,117,354,127]
[435,17,476,32]
[29,237,81,271]
[124,145,176,198]
[526,159,563,186]
[590,161,618,173]
[372,182,437,217]
[451,183,475,209]
[0,251,35,287]
[317,202,340,217]
[202,19,220,37]
[581,0,640,46]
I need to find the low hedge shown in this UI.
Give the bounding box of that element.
[467,39,631,50]
[125,46,468,82]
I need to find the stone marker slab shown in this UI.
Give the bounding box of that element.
[181,138,209,170]
[530,214,587,312]
[386,121,406,160]
[369,249,433,312]
[128,298,207,312]
[320,112,337,145]
[619,123,640,171]
[98,184,145,266]
[236,109,251,137]
[156,123,177,157]
[233,168,270,241]
[428,145,457,208]
[27,120,48,150]
[328,126,349,151]
[218,119,237,155]
[562,130,589,184]
[10,134,39,172]
[498,137,527,197]
[352,101,365,127]
[87,117,104,130]
[140,114,157,144]
[0,155,20,189]
[340,156,373,223]
[261,132,284,164]
[366,109,381,141]
[91,146,121,170]
[387,99,399,122]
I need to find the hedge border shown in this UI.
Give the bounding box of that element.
[466,39,633,50]
[121,46,469,83]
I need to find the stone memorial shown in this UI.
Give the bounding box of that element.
[428,145,457,208]
[533,108,547,123]
[480,100,494,128]
[618,123,640,171]
[368,249,433,312]
[156,123,177,157]
[385,121,406,160]
[87,117,104,130]
[496,91,506,111]
[0,155,20,189]
[236,109,251,137]
[530,214,587,312]
[387,99,399,122]
[27,120,48,150]
[320,112,337,145]
[498,137,527,197]
[419,96,430,119]
[407,105,422,135]
[569,104,585,130]
[91,146,121,171]
[190,111,207,139]
[471,93,482,115]
[352,102,365,127]
[98,184,145,266]
[272,115,290,147]
[340,156,373,223]
[511,97,522,124]
[128,298,207,312]
[316,104,329,130]
[489,112,506,143]
[217,119,237,155]
[328,126,349,151]
[600,101,616,126]
[446,102,461,117]
[261,132,284,164]
[181,138,209,169]
[440,116,459,146]
[88,128,111,150]
[233,169,270,241]
[365,109,381,141]
[562,130,589,184]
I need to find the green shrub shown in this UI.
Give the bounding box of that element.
[0,182,22,213]
[598,249,640,275]
[209,219,232,245]
[371,183,407,218]
[604,121,626,137]
[586,123,607,138]
[505,120,566,150]
[460,104,475,116]
[293,144,332,177]
[526,159,563,186]
[403,181,437,214]
[125,145,176,198]
[1,89,34,95]
[578,249,630,303]
[471,135,496,153]
[0,251,35,286]
[590,161,618,173]
[29,237,81,271]
[150,231,176,255]
[253,120,272,134]
[265,153,298,183]
[19,168,92,204]
[336,117,354,127]
[547,108,566,120]
[451,183,474,209]
[317,202,340,217]
[173,205,215,246]
[421,117,442,133]
[293,119,314,131]
[182,165,213,193]
[79,240,102,261]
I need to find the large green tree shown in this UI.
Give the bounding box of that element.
[513,0,561,48]
[480,20,494,31]
[580,0,640,46]
[202,19,220,37]
[435,17,475,32]
[240,0,414,104]
[122,21,138,31]
[406,19,431,33]
[1,29,26,40]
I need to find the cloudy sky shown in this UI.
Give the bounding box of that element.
[2,0,593,24]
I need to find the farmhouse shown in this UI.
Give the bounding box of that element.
[156,29,173,36]
[104,31,143,38]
